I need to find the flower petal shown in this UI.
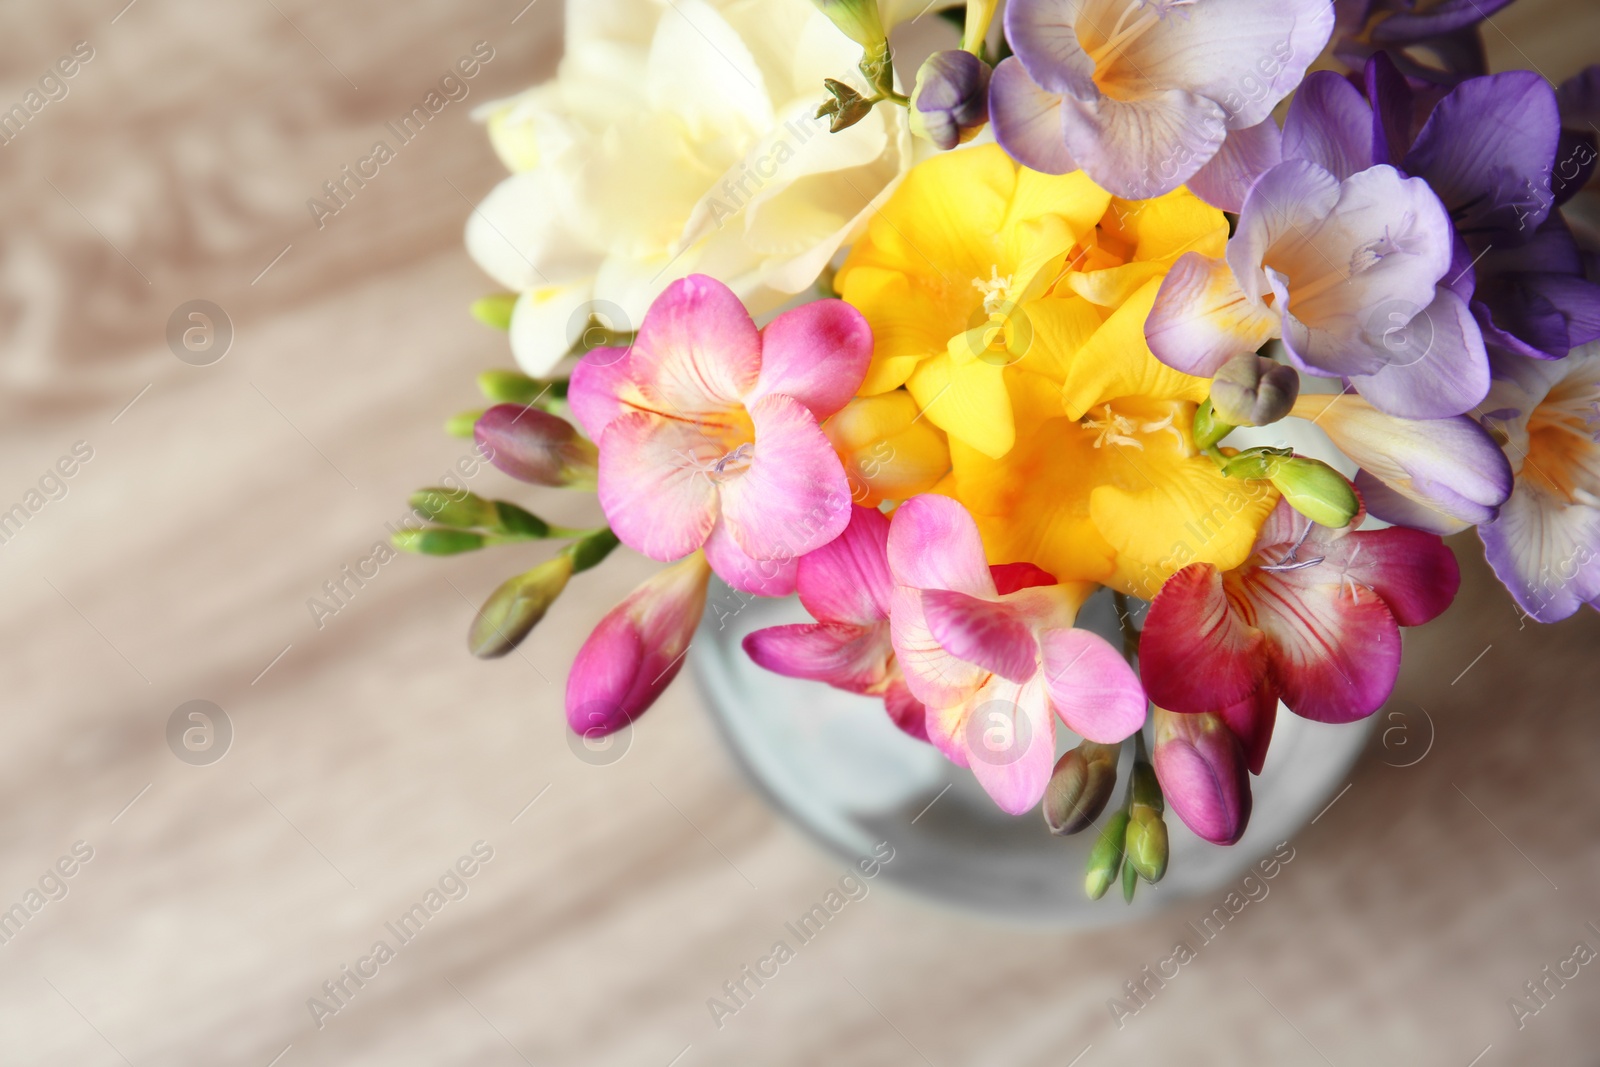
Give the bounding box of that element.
[630,275,761,417]
[907,351,1015,459]
[886,494,997,599]
[1323,526,1461,626]
[568,345,637,440]
[703,518,799,596]
[1186,117,1283,213]
[750,299,873,417]
[1354,470,1471,535]
[1145,252,1278,378]
[1003,0,1098,97]
[1254,567,1402,723]
[720,393,852,561]
[1282,70,1374,181]
[962,674,1057,815]
[1479,484,1600,622]
[890,585,989,714]
[1038,627,1147,743]
[795,504,893,625]
[1141,563,1268,714]
[884,676,930,743]
[920,588,1038,684]
[509,283,597,378]
[741,620,890,693]
[1217,683,1278,777]
[1060,90,1228,200]
[988,57,1076,175]
[1348,286,1490,419]
[596,412,720,560]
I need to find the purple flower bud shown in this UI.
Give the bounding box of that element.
[1151,707,1252,846]
[911,51,992,152]
[474,404,599,488]
[1210,354,1300,427]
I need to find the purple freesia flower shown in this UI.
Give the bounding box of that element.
[988,0,1332,199]
[1331,0,1512,89]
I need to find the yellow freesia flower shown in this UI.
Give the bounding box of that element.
[838,143,1277,597]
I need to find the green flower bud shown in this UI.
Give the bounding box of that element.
[1270,457,1360,528]
[478,370,550,406]
[445,409,486,438]
[392,528,485,556]
[492,501,551,539]
[1219,445,1293,481]
[1084,810,1129,901]
[1210,354,1300,428]
[1043,740,1121,836]
[469,554,574,658]
[1122,847,1139,902]
[410,488,500,529]
[1125,805,1169,884]
[566,527,621,574]
[470,293,517,331]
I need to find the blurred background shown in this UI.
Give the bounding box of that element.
[2,1,1598,1064]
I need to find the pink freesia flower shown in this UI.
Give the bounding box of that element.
[886,495,1147,815]
[568,274,872,596]
[566,552,712,738]
[1151,706,1252,845]
[743,505,928,741]
[1140,498,1460,728]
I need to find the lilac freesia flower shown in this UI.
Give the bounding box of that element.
[988,0,1332,199]
[1478,344,1600,622]
[1146,158,1489,419]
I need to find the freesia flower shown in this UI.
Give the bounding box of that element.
[1146,159,1490,420]
[887,495,1147,814]
[1330,0,1512,88]
[567,552,713,737]
[467,0,912,374]
[743,505,927,739]
[1140,497,1460,727]
[989,0,1332,199]
[569,274,871,596]
[1478,344,1600,622]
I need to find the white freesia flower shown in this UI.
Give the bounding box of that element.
[466,0,915,375]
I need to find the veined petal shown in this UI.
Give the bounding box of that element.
[1186,118,1283,213]
[1141,563,1268,713]
[1480,484,1600,622]
[1322,526,1461,626]
[890,585,989,712]
[795,504,893,625]
[920,589,1039,684]
[1217,683,1278,776]
[883,676,930,743]
[988,57,1076,175]
[1066,280,1217,416]
[750,299,873,417]
[1037,627,1146,743]
[1003,0,1098,97]
[703,518,799,596]
[1282,70,1375,181]
[720,393,851,561]
[1145,252,1278,379]
[568,345,637,440]
[1252,567,1402,724]
[741,620,890,693]
[596,412,720,560]
[1229,160,1343,305]
[1060,90,1228,200]
[630,275,761,417]
[1355,470,1471,535]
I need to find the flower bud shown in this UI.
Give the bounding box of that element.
[445,409,485,438]
[1209,354,1300,428]
[1151,707,1251,846]
[411,487,500,528]
[1043,740,1121,836]
[817,78,877,134]
[1122,849,1139,902]
[1268,457,1360,529]
[566,553,713,737]
[470,293,517,331]
[1124,804,1169,883]
[1084,810,1129,901]
[477,370,550,405]
[810,0,886,51]
[469,554,574,658]
[910,51,992,151]
[392,528,485,556]
[475,404,599,489]
[824,392,951,506]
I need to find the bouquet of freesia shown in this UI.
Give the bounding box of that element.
[399,0,1600,901]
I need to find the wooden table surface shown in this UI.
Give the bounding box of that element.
[2,2,1598,1064]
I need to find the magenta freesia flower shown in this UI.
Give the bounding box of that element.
[743,505,928,741]
[1141,498,1460,728]
[566,552,712,738]
[886,495,1147,815]
[569,274,872,597]
[989,0,1332,199]
[1151,706,1252,845]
